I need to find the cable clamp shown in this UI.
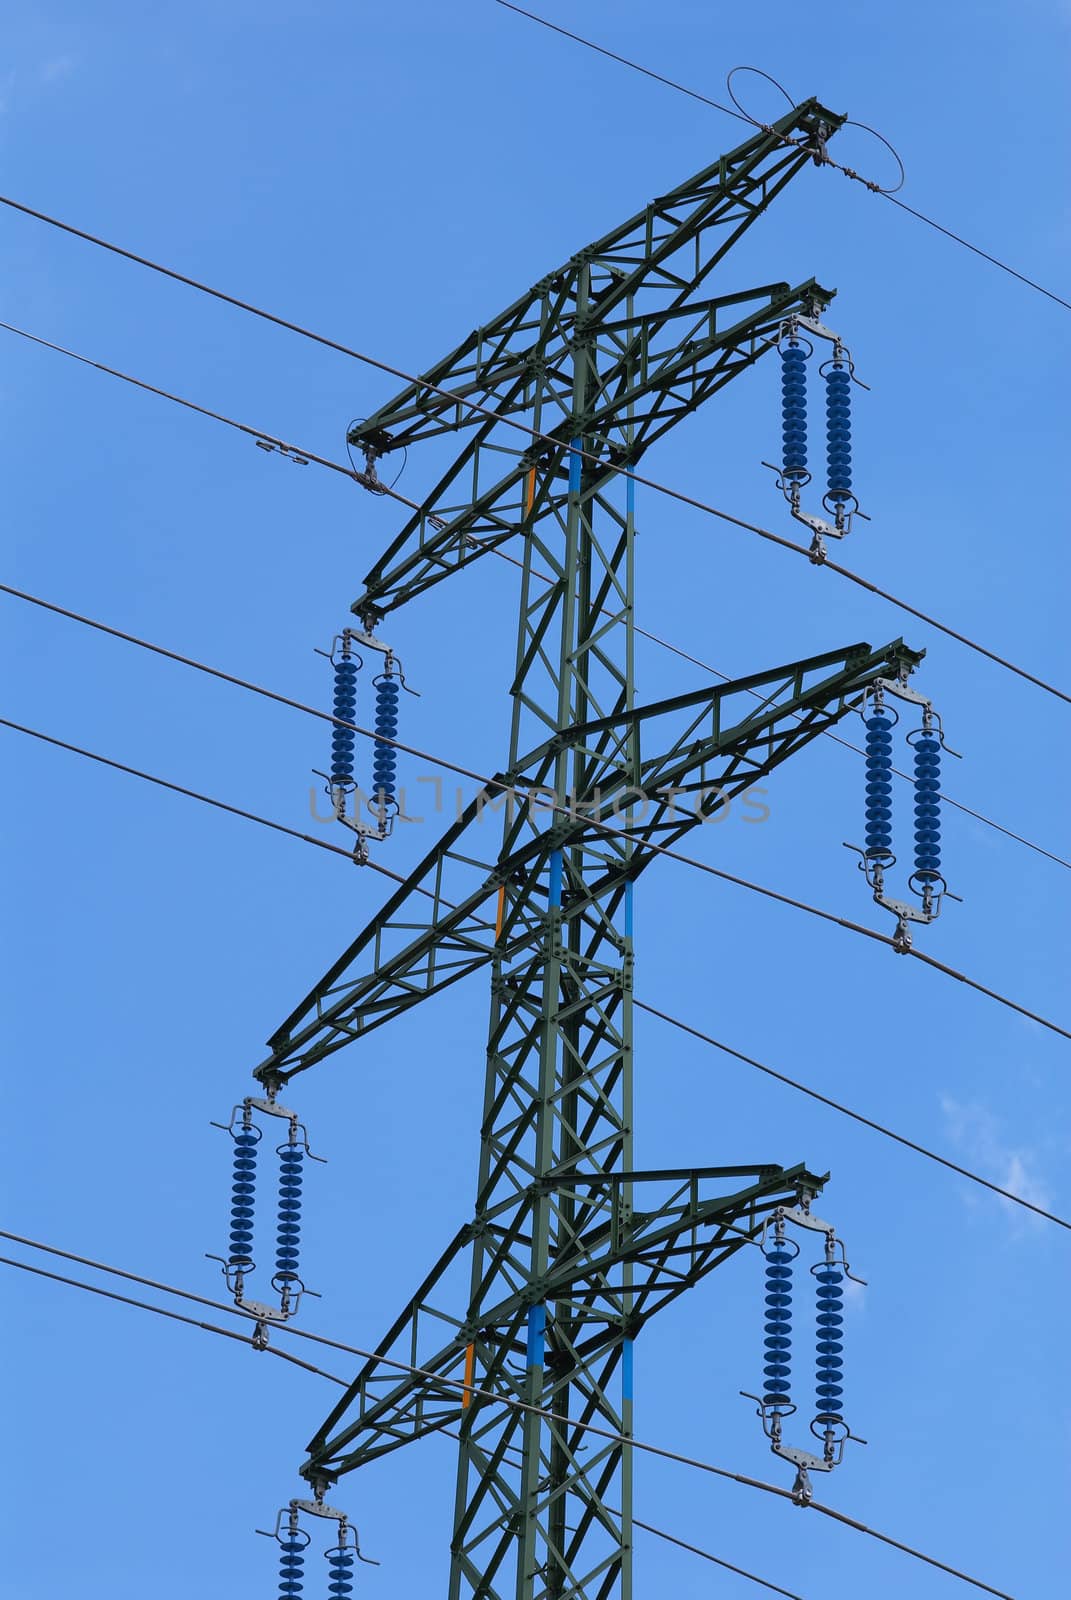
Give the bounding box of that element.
[254,437,308,465]
[791,1465,814,1506]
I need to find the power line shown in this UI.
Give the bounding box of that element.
[0,1249,800,1600]
[492,1,1071,318]
[880,190,1071,313]
[0,714,416,894]
[0,315,442,527]
[9,308,1068,744]
[4,574,1065,877]
[0,317,350,482]
[2,207,1069,710]
[10,700,1068,1241]
[630,1516,805,1600]
[0,1252,348,1387]
[0,90,1037,1600]
[493,1,748,121]
[634,1000,1070,1231]
[5,710,1070,1049]
[817,546,1070,706]
[0,1237,1016,1598]
[625,615,1071,873]
[477,550,1069,876]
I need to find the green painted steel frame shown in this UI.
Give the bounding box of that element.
[255,637,918,1088]
[347,96,843,621]
[249,97,898,1600]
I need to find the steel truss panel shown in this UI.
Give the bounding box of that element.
[251,97,886,1600]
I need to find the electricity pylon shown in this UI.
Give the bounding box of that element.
[251,100,916,1599]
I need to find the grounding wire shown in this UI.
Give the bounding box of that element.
[2,573,1066,881]
[1,221,1069,709]
[492,2,1071,316]
[5,710,1071,1048]
[493,1,747,120]
[0,1239,1016,1599]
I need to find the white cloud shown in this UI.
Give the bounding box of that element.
[940,1094,1051,1229]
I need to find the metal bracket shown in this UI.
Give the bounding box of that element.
[865,676,961,756]
[774,1203,834,1237]
[760,461,869,556]
[211,1096,325,1158]
[256,1496,381,1567]
[347,627,394,658]
[775,1441,834,1475]
[740,1390,846,1490]
[320,777,393,843]
[795,312,840,345]
[236,1295,290,1325]
[293,1497,348,1524]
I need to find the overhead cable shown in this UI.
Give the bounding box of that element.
[4,576,1064,875]
[634,1001,1070,1231]
[1,1252,347,1387]
[0,714,414,892]
[492,1,1071,317]
[4,711,1071,1050]
[0,1239,1015,1599]
[1,206,1068,706]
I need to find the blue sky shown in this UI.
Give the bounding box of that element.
[2,3,1069,1596]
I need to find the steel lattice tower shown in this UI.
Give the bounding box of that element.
[249,100,919,1600]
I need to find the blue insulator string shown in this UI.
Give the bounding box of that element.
[228,1127,258,1270]
[327,1546,355,1599]
[372,675,399,806]
[825,364,852,505]
[278,1537,305,1599]
[762,1245,793,1414]
[863,712,894,861]
[780,343,808,483]
[274,1141,304,1292]
[913,734,942,882]
[330,657,358,787]
[814,1264,845,1425]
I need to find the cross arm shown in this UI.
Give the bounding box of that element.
[253,638,918,1088]
[347,98,844,454]
[354,276,833,620]
[299,1162,823,1479]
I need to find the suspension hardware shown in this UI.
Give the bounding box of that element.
[743,1198,866,1490]
[846,674,962,942]
[318,627,419,843]
[769,314,870,556]
[208,1096,324,1322]
[258,1494,379,1599]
